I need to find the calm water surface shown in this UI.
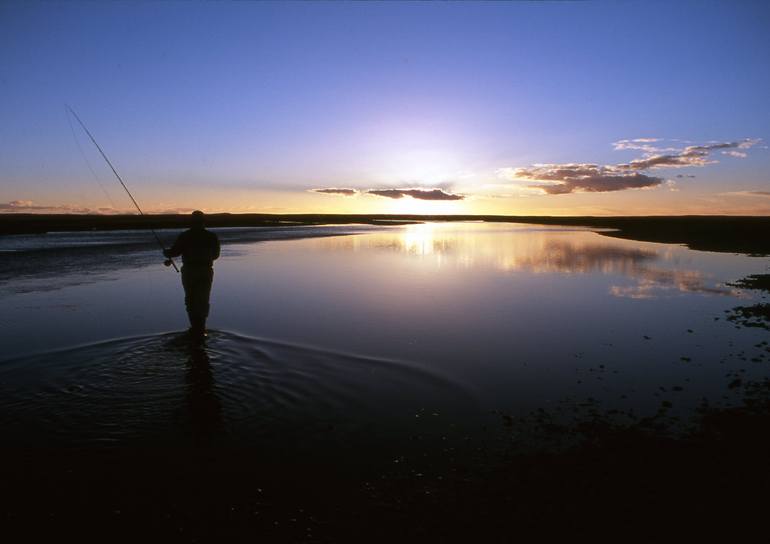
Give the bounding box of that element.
[1,222,767,453]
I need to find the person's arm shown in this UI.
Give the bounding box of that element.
[164,232,186,258]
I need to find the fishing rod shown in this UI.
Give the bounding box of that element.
[65,104,179,273]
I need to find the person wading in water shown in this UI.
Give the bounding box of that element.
[164,211,221,338]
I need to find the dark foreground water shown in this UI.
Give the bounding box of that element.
[1,222,768,540]
[0,330,475,465]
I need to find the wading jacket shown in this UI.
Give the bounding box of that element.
[166,228,221,268]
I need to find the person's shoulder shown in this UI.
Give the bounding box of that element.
[205,229,219,240]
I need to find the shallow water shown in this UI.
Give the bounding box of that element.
[1,222,768,452]
[0,330,473,466]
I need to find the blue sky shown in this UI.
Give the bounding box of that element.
[1,1,769,215]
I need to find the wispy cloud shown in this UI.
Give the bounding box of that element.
[614,138,760,170]
[717,190,770,198]
[0,200,94,213]
[0,200,197,215]
[613,138,674,154]
[153,207,197,214]
[312,188,358,196]
[499,138,761,195]
[2,200,34,209]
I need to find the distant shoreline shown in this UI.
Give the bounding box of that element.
[2,213,770,256]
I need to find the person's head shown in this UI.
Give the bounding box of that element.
[191,210,205,229]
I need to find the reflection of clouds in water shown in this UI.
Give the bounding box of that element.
[499,240,735,298]
[509,241,735,298]
[325,223,736,299]
[609,268,735,299]
[500,241,655,275]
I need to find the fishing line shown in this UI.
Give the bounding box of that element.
[65,106,117,209]
[65,104,179,273]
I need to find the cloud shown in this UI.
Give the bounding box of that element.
[499,137,761,195]
[675,174,696,178]
[152,207,197,215]
[0,200,94,213]
[0,201,199,215]
[619,152,716,169]
[312,188,358,196]
[367,188,464,201]
[610,268,734,299]
[2,200,35,209]
[502,164,664,195]
[310,186,464,200]
[718,190,770,198]
[612,138,672,154]
[540,173,663,195]
[617,139,760,170]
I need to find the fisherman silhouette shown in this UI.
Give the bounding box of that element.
[164,211,220,338]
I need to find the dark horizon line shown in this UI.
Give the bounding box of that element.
[2,213,770,256]
[3,211,770,218]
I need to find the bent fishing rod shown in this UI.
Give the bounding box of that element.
[66,105,179,273]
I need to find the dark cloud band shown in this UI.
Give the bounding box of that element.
[367,189,464,201]
[508,164,663,194]
[537,172,663,195]
[312,188,358,196]
[312,187,464,201]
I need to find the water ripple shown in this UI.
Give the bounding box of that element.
[0,330,476,451]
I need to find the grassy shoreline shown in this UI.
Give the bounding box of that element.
[3,213,770,255]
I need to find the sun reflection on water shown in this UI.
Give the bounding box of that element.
[402,223,437,256]
[320,222,739,298]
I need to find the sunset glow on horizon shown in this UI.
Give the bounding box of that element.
[2,2,769,216]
